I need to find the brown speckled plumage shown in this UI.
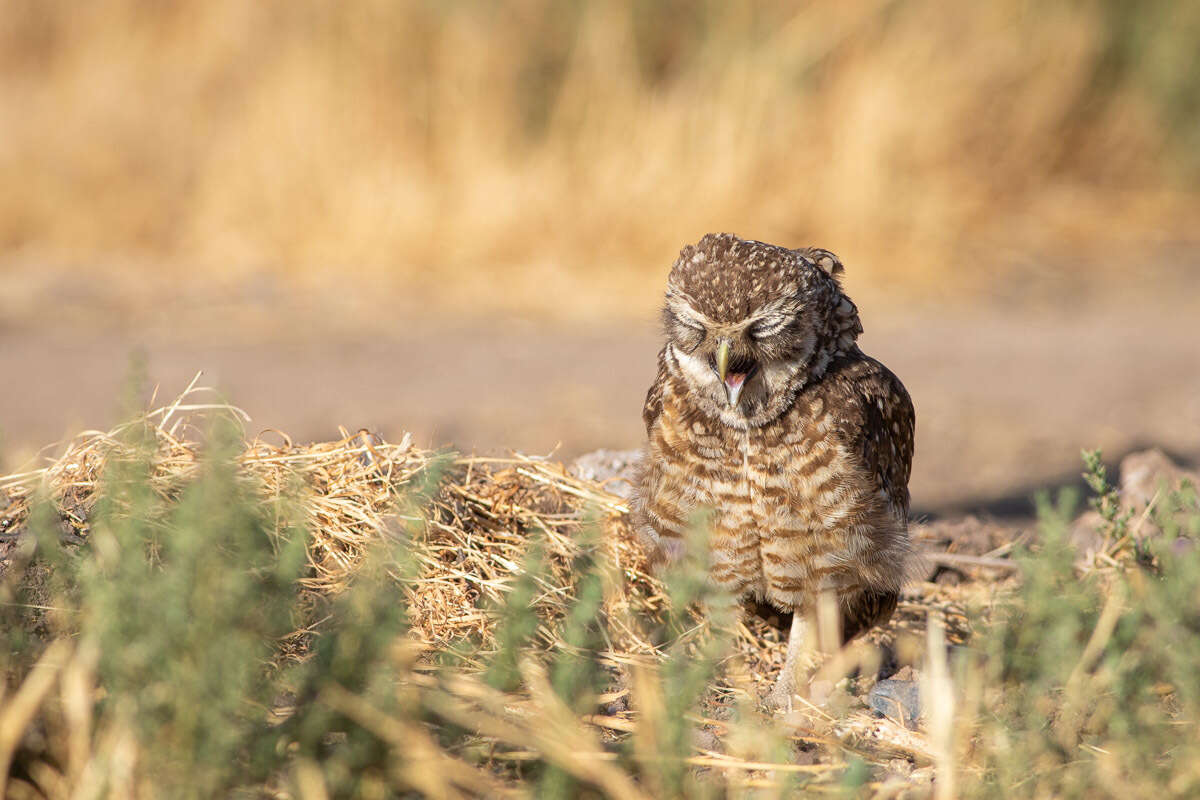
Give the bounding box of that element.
[632,233,915,705]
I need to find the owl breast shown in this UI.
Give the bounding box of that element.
[636,357,909,613]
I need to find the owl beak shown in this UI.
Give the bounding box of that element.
[714,339,747,407]
[725,374,747,407]
[716,339,731,385]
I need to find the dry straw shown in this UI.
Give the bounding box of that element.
[0,377,999,793]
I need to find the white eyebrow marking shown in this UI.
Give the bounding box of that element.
[666,293,716,330]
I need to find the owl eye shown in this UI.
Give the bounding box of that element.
[669,312,706,349]
[670,311,705,335]
[748,316,790,340]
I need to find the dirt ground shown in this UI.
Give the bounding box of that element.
[1,294,1197,519]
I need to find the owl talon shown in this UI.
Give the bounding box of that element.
[763,677,798,712]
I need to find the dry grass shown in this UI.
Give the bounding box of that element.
[3,378,1198,796]
[2,0,1197,320]
[0,377,971,678]
[0,379,999,795]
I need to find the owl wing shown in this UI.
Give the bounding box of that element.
[641,346,669,433]
[824,355,916,521]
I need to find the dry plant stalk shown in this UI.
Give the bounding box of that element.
[2,0,1196,322]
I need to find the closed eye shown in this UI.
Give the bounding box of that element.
[670,311,706,337]
[748,316,790,339]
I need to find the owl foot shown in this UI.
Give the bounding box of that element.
[762,673,799,712]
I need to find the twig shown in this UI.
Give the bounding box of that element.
[924,551,1021,573]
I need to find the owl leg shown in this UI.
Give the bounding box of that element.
[840,588,899,643]
[764,611,811,710]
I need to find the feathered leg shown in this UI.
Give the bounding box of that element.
[840,589,898,643]
[764,611,811,710]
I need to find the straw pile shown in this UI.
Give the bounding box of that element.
[0,380,1016,787]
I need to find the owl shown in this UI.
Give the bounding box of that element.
[632,233,915,708]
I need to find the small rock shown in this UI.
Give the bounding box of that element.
[868,678,921,729]
[1069,510,1105,565]
[1113,450,1200,547]
[602,695,629,715]
[692,728,722,753]
[1120,449,1197,512]
[569,449,642,499]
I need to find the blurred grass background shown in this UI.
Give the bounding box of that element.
[2,0,1198,320]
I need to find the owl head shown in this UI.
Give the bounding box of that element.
[661,233,862,428]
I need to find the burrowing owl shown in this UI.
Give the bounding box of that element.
[632,233,915,707]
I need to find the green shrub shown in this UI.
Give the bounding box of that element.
[6,420,1200,798]
[967,457,1200,798]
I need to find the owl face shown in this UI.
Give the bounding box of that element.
[661,234,859,429]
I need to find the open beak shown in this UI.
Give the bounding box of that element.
[715,339,749,407]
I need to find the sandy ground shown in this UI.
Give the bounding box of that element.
[1,297,1197,518]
